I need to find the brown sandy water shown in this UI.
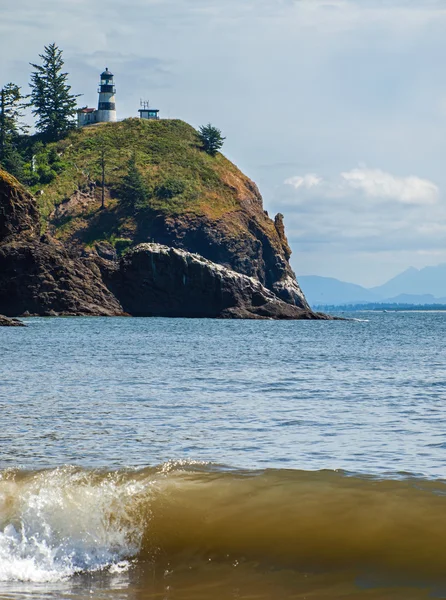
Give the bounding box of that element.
[2,314,446,598]
[1,464,445,599]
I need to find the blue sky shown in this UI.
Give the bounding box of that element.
[2,0,446,286]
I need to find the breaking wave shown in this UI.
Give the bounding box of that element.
[1,462,446,587]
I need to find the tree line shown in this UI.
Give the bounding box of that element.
[1,43,225,188]
[0,43,79,180]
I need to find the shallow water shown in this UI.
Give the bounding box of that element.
[1,313,446,598]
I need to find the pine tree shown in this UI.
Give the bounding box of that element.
[120,154,149,209]
[198,123,225,156]
[0,83,29,172]
[30,43,80,141]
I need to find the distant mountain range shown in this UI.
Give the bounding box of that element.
[298,265,446,307]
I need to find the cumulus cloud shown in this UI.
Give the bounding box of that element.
[284,174,322,190]
[284,167,439,206]
[278,167,445,256]
[340,168,439,205]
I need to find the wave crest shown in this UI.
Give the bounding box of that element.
[2,463,446,585]
[0,466,146,582]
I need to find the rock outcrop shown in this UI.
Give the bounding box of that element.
[0,238,124,316]
[39,119,310,310]
[0,161,325,320]
[0,169,124,317]
[0,170,39,243]
[109,243,325,320]
[150,208,309,309]
[0,314,26,326]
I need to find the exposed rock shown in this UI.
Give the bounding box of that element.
[95,241,117,262]
[109,243,328,320]
[271,274,308,307]
[0,169,40,242]
[52,189,96,223]
[0,238,124,317]
[0,170,124,317]
[274,213,291,260]
[152,210,310,310]
[0,165,327,321]
[0,314,26,327]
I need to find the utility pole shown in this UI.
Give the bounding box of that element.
[0,88,5,163]
[100,147,105,210]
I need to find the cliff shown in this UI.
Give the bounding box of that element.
[0,121,323,320]
[0,170,39,242]
[31,119,308,309]
[0,169,124,316]
[107,244,329,320]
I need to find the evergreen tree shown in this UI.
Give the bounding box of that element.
[29,43,80,141]
[120,154,149,209]
[198,123,225,156]
[0,83,29,175]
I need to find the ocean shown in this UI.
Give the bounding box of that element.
[1,313,446,599]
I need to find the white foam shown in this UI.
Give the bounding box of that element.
[0,468,146,583]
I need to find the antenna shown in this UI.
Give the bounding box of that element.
[140,99,150,110]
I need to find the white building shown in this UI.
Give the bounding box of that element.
[77,68,117,127]
[138,101,159,120]
[77,70,161,127]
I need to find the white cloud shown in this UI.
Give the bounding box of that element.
[282,167,439,206]
[275,167,445,259]
[340,168,439,205]
[284,174,322,190]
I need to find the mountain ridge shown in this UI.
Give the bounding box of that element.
[299,267,446,307]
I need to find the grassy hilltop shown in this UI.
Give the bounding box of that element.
[28,118,265,249]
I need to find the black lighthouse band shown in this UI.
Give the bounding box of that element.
[98,102,116,111]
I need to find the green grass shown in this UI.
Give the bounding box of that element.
[25,118,254,246]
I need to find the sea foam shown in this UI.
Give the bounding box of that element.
[0,467,145,582]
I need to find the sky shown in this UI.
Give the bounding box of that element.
[2,0,446,286]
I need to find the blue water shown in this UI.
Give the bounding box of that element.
[1,313,446,478]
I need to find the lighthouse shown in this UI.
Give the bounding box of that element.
[97,68,117,123]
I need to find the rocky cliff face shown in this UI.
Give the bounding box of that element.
[0,239,124,316]
[150,207,308,309]
[33,119,309,310]
[108,243,322,320]
[0,169,124,317]
[0,142,320,320]
[0,169,40,242]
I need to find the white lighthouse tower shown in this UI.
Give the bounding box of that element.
[97,68,117,123]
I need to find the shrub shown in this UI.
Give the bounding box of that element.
[37,165,56,184]
[113,238,133,256]
[155,177,186,199]
[119,154,149,209]
[47,147,59,164]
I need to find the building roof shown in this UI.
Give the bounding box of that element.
[101,67,113,78]
[139,108,159,112]
[78,107,96,113]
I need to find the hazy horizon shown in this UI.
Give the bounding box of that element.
[298,262,446,290]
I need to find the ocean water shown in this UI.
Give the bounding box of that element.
[1,313,446,599]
